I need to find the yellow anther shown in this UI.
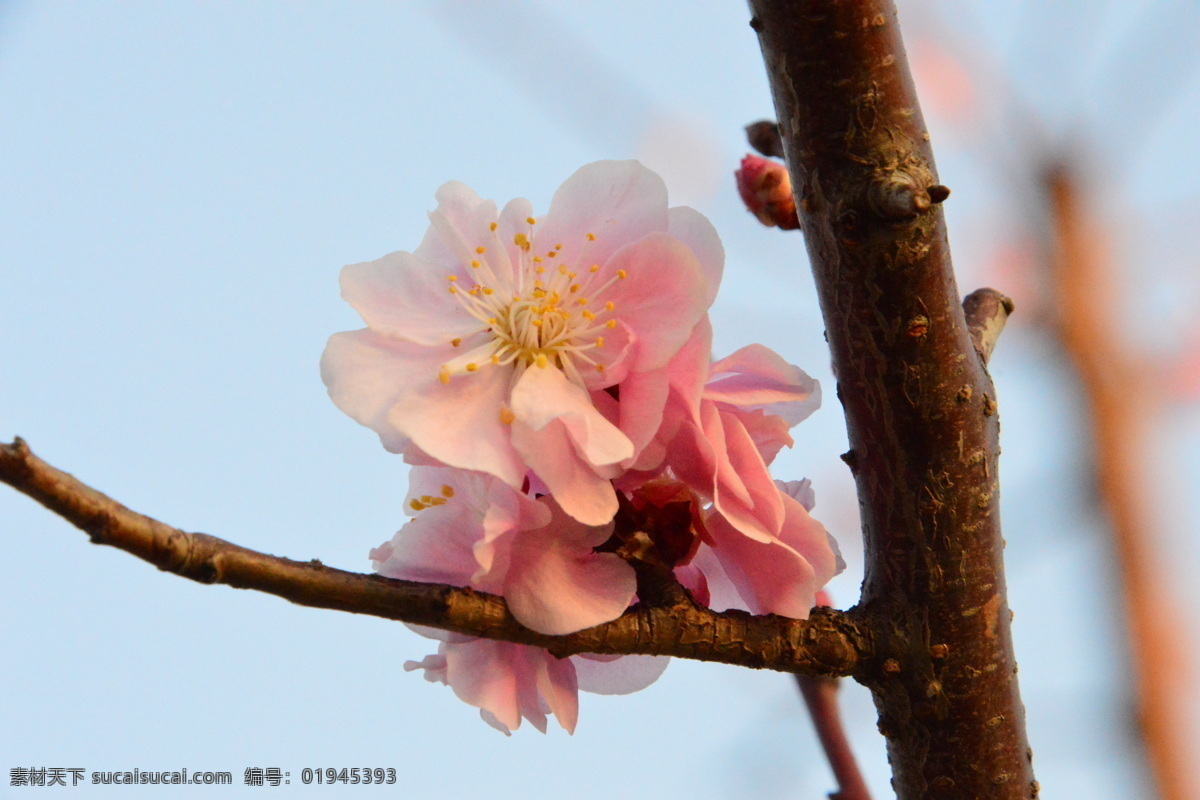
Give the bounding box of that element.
[438,367,451,384]
[476,246,486,254]
[448,275,458,282]
[526,216,537,225]
[468,287,480,296]
[558,265,567,275]
[499,407,515,425]
[595,364,605,373]
[419,495,433,504]
[535,266,545,274]
[488,317,497,325]
[617,269,627,279]
[605,300,615,311]
[582,310,595,320]
[489,222,498,232]
[534,353,549,369]
[606,319,616,329]
[513,233,529,248]
[531,319,542,327]
[555,243,563,249]
[428,497,448,506]
[570,284,580,293]
[471,260,481,268]
[568,272,576,279]
[448,286,457,294]
[440,485,455,498]
[547,251,557,258]
[491,355,499,364]
[533,256,542,263]
[409,499,426,511]
[586,232,596,241]
[576,297,588,306]
[534,281,544,290]
[589,264,599,273]
[465,363,478,372]
[596,336,605,347]
[482,287,494,295]
[450,338,462,347]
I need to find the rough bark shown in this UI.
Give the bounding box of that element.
[748,1,1035,797]
[0,437,866,676]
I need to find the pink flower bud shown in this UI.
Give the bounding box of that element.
[735,154,800,230]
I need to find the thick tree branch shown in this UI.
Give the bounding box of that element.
[1,437,867,676]
[749,1,1034,798]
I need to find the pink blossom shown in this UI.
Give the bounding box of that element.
[370,467,636,636]
[404,637,669,735]
[322,161,722,525]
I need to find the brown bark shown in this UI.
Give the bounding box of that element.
[748,1,1035,797]
[1046,165,1196,800]
[0,437,866,676]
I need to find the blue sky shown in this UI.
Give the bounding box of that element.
[5,2,1196,797]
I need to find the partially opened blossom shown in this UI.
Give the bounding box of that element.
[404,636,670,735]
[370,467,636,636]
[322,160,723,525]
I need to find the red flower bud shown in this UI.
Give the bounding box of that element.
[735,154,800,230]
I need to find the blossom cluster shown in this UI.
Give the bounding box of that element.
[322,161,842,734]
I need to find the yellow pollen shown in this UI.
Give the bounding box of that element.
[448,286,457,294]
[558,265,567,275]
[582,310,595,320]
[489,222,498,232]
[586,233,596,241]
[447,275,458,282]
[606,319,616,329]
[440,485,455,498]
[468,287,480,296]
[555,243,563,249]
[595,364,605,373]
[471,260,480,268]
[535,266,545,274]
[410,499,426,511]
[589,264,599,273]
[595,336,604,347]
[534,281,544,290]
[476,246,486,254]
[526,216,537,225]
[570,284,580,293]
[488,317,497,325]
[428,497,448,506]
[481,287,493,295]
[547,251,557,258]
[531,319,542,327]
[438,367,451,384]
[499,407,515,425]
[576,297,588,306]
[534,353,549,369]
[419,495,434,504]
[514,233,529,248]
[533,256,542,263]
[617,269,627,279]
[491,355,499,364]
[465,363,478,372]
[450,338,462,347]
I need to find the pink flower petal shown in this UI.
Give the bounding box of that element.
[511,418,619,525]
[386,360,527,488]
[573,654,670,696]
[510,364,634,467]
[707,344,821,426]
[504,502,635,635]
[444,638,522,734]
[536,160,669,270]
[320,329,449,453]
[412,180,502,269]
[605,232,709,372]
[668,206,725,306]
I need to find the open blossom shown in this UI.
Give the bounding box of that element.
[322,160,723,525]
[370,467,636,636]
[372,466,667,733]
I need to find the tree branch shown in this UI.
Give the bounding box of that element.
[1,437,867,676]
[749,1,1035,797]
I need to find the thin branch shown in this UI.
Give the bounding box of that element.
[796,674,873,800]
[749,1,1034,797]
[0,437,868,676]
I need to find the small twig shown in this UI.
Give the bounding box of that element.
[0,437,868,675]
[963,288,1014,364]
[796,674,873,800]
